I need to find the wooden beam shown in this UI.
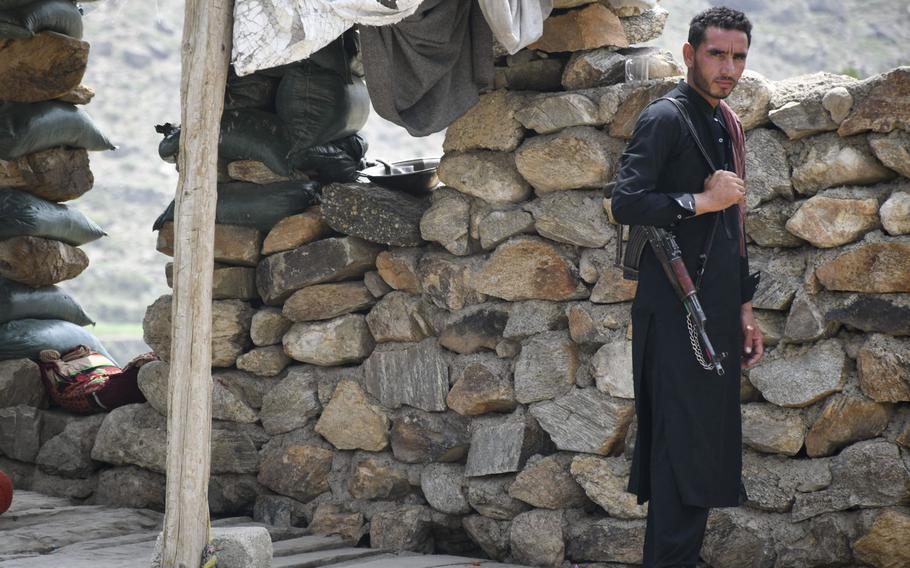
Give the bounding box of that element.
[161,0,233,566]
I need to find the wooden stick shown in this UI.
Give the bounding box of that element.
[160,0,233,565]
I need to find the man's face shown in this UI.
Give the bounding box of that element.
[684,26,749,101]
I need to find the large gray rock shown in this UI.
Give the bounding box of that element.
[208,526,272,568]
[769,72,858,111]
[315,379,390,452]
[208,474,268,516]
[748,249,805,311]
[785,193,881,248]
[560,46,681,91]
[283,314,375,366]
[515,92,600,134]
[143,295,254,367]
[804,394,892,457]
[475,206,536,250]
[530,388,634,455]
[35,414,104,478]
[744,128,794,209]
[880,190,910,236]
[420,463,471,515]
[376,248,423,294]
[814,233,910,293]
[256,236,381,305]
[769,99,840,140]
[465,474,531,520]
[741,403,806,456]
[853,509,910,568]
[213,369,278,411]
[838,67,910,136]
[868,129,910,178]
[437,151,531,204]
[525,189,613,247]
[592,339,634,399]
[825,294,910,336]
[256,435,333,502]
[790,132,896,195]
[249,307,291,347]
[94,466,166,510]
[474,237,583,302]
[363,339,449,412]
[443,89,527,153]
[0,359,46,409]
[137,360,259,423]
[514,126,624,193]
[700,508,780,568]
[791,439,910,522]
[783,291,839,343]
[348,455,410,500]
[745,199,805,248]
[446,354,516,416]
[748,340,846,408]
[514,331,579,404]
[741,450,831,513]
[259,367,320,435]
[619,5,668,43]
[462,515,511,560]
[465,414,552,477]
[321,182,428,247]
[726,70,774,130]
[282,281,375,322]
[570,454,647,519]
[565,513,645,564]
[370,505,434,553]
[91,403,262,474]
[390,409,470,464]
[366,292,441,344]
[508,453,589,510]
[0,405,42,462]
[235,345,291,377]
[417,253,487,311]
[509,509,565,567]
[566,302,627,345]
[503,300,566,339]
[438,302,510,355]
[857,333,910,402]
[419,187,475,256]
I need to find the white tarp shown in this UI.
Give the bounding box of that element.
[477,0,552,55]
[232,0,423,76]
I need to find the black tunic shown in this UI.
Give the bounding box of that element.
[611,80,754,508]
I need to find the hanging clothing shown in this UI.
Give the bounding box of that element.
[231,0,422,76]
[477,0,552,54]
[358,0,495,136]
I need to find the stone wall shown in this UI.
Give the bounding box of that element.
[2,2,909,567]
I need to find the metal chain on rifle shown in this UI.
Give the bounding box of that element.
[687,314,715,370]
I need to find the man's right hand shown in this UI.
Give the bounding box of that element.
[694,171,745,214]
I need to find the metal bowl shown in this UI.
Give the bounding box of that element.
[360,157,440,194]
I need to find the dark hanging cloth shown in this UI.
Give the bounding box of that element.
[358,0,494,136]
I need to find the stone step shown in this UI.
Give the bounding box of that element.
[330,554,533,568]
[272,534,351,557]
[271,547,385,568]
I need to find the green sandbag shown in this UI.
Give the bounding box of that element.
[225,69,278,111]
[153,180,321,233]
[0,277,93,325]
[0,189,105,245]
[0,101,115,160]
[0,319,114,363]
[157,110,291,176]
[17,0,83,38]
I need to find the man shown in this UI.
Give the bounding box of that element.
[610,6,764,567]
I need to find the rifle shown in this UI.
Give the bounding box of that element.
[613,96,727,376]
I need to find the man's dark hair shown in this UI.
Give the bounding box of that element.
[688,6,752,48]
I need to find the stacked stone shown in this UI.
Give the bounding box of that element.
[0,1,117,502]
[10,2,907,568]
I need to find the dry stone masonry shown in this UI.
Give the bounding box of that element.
[1,2,909,567]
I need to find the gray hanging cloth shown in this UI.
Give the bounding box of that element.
[358,0,495,137]
[478,0,552,54]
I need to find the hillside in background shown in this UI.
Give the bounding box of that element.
[62,0,909,358]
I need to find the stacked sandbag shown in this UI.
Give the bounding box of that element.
[0,0,112,364]
[0,0,118,503]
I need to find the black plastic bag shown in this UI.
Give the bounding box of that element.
[157,109,291,176]
[290,133,368,183]
[0,319,113,362]
[0,189,105,245]
[153,180,321,233]
[225,69,278,111]
[0,277,93,326]
[276,63,370,157]
[0,101,115,160]
[16,0,83,38]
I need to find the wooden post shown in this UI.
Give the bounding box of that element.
[161,0,233,566]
